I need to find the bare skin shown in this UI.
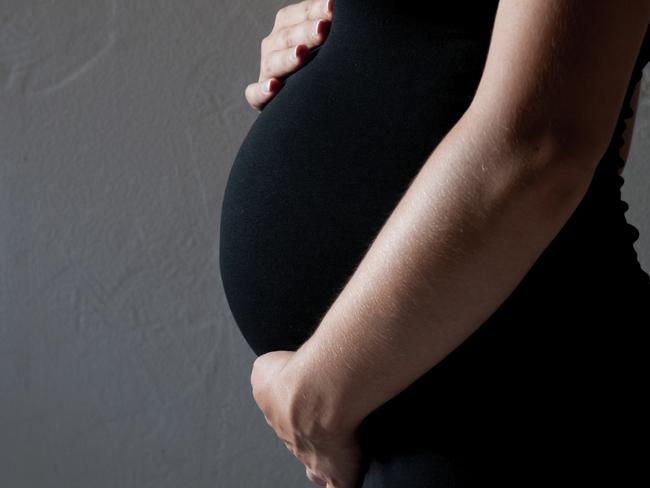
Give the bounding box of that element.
[245,0,333,112]
[250,1,650,487]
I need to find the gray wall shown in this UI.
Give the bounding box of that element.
[0,1,648,487]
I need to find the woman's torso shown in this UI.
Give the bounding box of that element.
[220,0,650,358]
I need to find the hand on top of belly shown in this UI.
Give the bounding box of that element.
[245,0,332,112]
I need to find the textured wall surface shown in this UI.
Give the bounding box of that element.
[0,1,648,487]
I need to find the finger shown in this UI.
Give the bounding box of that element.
[272,0,332,34]
[258,17,329,83]
[266,15,332,56]
[245,78,280,112]
[259,43,310,83]
[306,467,328,486]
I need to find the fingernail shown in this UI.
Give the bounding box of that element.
[312,19,322,38]
[262,79,273,93]
[323,0,331,15]
[291,45,299,60]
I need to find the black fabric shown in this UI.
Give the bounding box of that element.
[219,1,650,485]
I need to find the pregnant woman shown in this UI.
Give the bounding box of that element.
[220,0,650,486]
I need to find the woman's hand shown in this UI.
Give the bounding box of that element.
[245,0,333,112]
[250,350,368,487]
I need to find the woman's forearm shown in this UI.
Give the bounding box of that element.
[284,105,597,434]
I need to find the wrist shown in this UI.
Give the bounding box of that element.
[283,339,364,438]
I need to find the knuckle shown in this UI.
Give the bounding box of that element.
[274,7,285,26]
[279,27,292,46]
[260,58,271,78]
[260,35,270,52]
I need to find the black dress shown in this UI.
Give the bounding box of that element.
[219,1,650,485]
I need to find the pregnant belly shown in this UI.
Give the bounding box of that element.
[219,15,492,356]
[217,3,650,463]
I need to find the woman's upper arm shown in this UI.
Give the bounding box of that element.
[467,0,650,166]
